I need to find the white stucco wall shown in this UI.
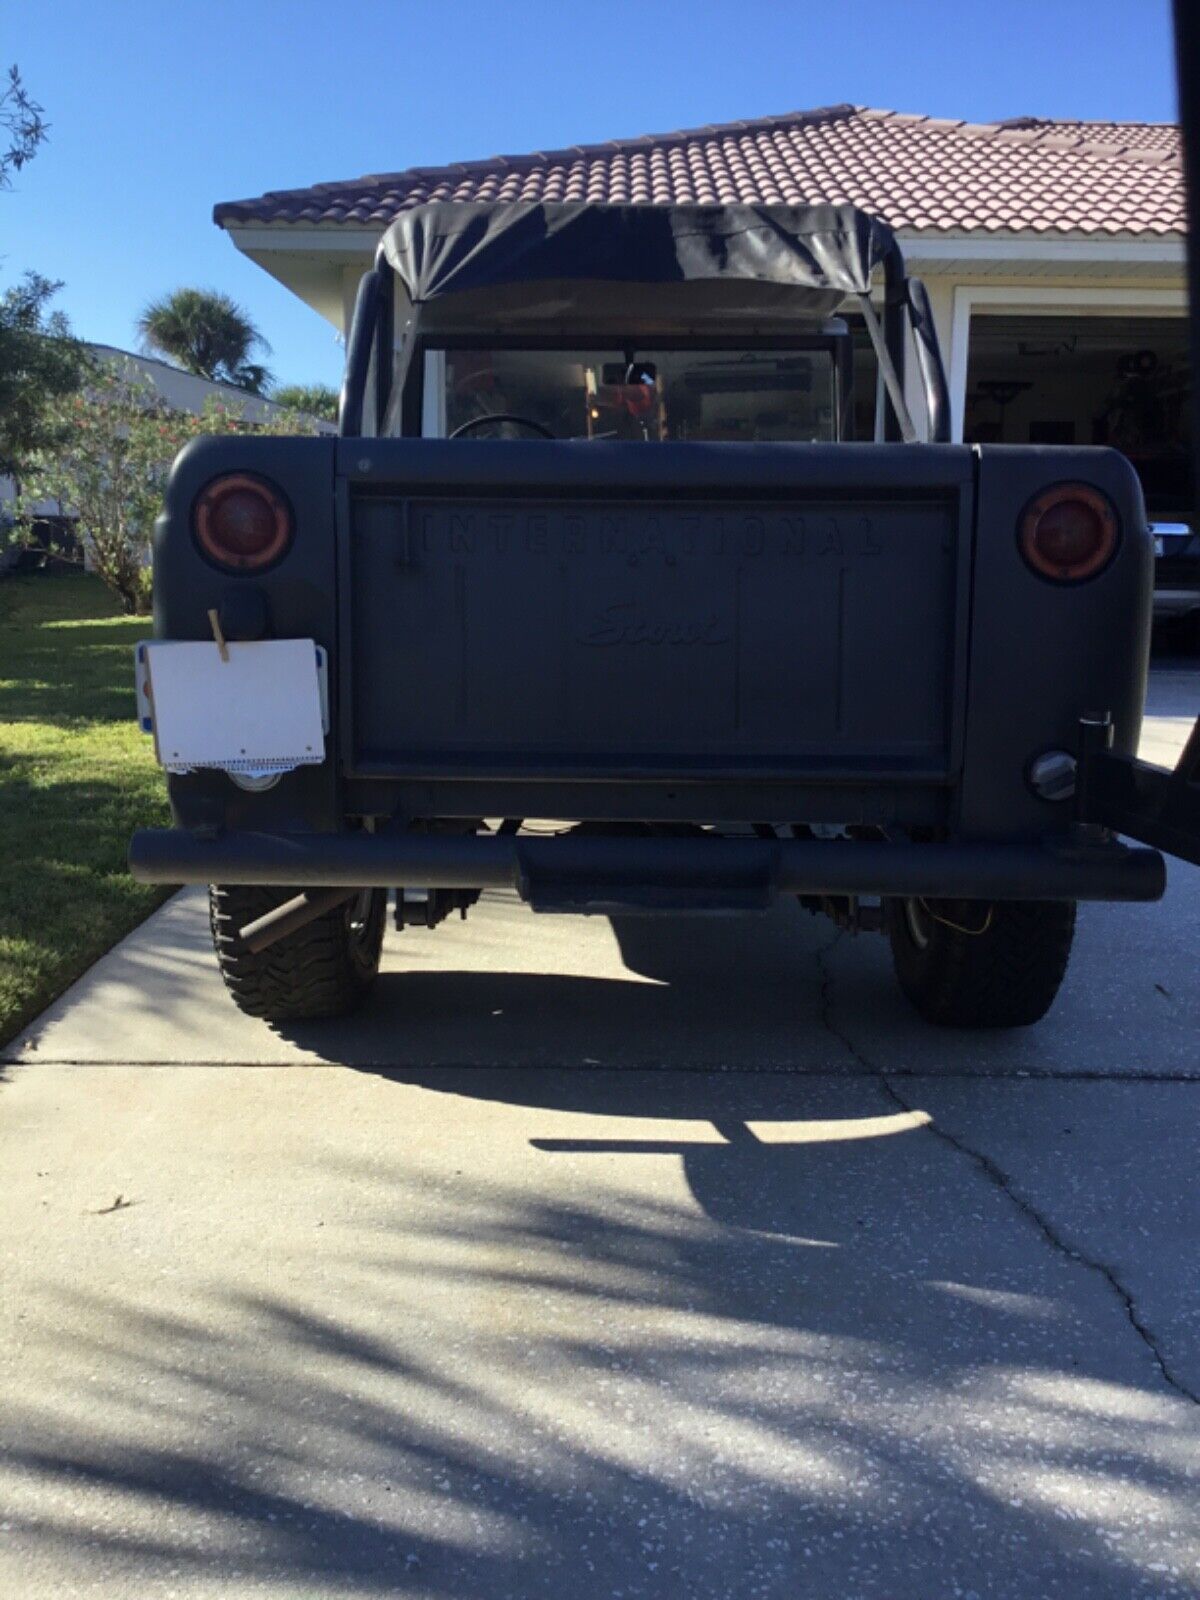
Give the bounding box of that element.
[85,346,318,425]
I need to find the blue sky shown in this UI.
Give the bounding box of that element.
[4,0,1179,390]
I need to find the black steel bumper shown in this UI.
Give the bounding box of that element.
[128,829,1166,908]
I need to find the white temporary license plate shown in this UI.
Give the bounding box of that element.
[135,639,328,775]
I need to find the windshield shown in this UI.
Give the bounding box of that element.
[437,347,837,442]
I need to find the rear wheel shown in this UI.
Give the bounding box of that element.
[209,885,386,1022]
[886,897,1075,1028]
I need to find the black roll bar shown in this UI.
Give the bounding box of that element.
[906,277,952,444]
[374,267,395,431]
[857,293,917,442]
[338,266,386,437]
[866,253,952,445]
[882,248,908,442]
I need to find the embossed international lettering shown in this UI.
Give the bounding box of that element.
[412,505,883,564]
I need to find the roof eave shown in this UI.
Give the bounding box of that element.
[223,217,1187,262]
[899,228,1186,265]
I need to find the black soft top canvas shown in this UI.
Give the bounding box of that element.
[377,201,900,327]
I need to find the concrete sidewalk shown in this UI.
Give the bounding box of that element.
[0,671,1196,1597]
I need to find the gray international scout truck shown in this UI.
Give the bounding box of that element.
[129,201,1200,1028]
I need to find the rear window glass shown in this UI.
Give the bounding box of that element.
[437,348,836,442]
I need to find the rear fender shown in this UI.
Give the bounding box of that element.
[957,446,1152,839]
[151,433,340,834]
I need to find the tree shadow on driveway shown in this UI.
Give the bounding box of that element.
[4,1066,1198,1597]
[5,890,1199,1595]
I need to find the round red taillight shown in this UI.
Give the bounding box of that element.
[193,473,293,572]
[1018,483,1118,583]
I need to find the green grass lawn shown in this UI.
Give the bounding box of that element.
[0,573,170,1047]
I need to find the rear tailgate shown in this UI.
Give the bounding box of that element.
[337,441,974,780]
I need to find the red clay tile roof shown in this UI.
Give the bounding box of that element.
[214,104,1184,237]
[995,116,1180,156]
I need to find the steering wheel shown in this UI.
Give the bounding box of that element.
[448,413,555,440]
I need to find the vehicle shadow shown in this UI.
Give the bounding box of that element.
[272,888,1145,1077]
[272,897,904,1072]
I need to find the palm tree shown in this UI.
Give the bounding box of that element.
[272,383,339,422]
[137,288,272,393]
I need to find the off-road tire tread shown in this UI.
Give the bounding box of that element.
[887,898,1076,1029]
[209,885,386,1022]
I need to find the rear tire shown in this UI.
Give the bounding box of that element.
[209,885,387,1022]
[886,897,1075,1028]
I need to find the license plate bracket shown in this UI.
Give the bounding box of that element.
[135,639,328,775]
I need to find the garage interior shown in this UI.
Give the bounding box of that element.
[963,314,1193,523]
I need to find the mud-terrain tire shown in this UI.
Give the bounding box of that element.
[209,885,387,1022]
[886,897,1075,1028]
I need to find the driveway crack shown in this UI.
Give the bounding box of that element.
[815,930,1200,1407]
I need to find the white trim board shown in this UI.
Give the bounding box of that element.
[225,225,380,255]
[947,284,1188,442]
[901,233,1185,267]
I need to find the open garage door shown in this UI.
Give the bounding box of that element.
[965,313,1193,523]
[965,316,1199,634]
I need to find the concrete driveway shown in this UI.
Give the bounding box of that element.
[1,668,1198,1598]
